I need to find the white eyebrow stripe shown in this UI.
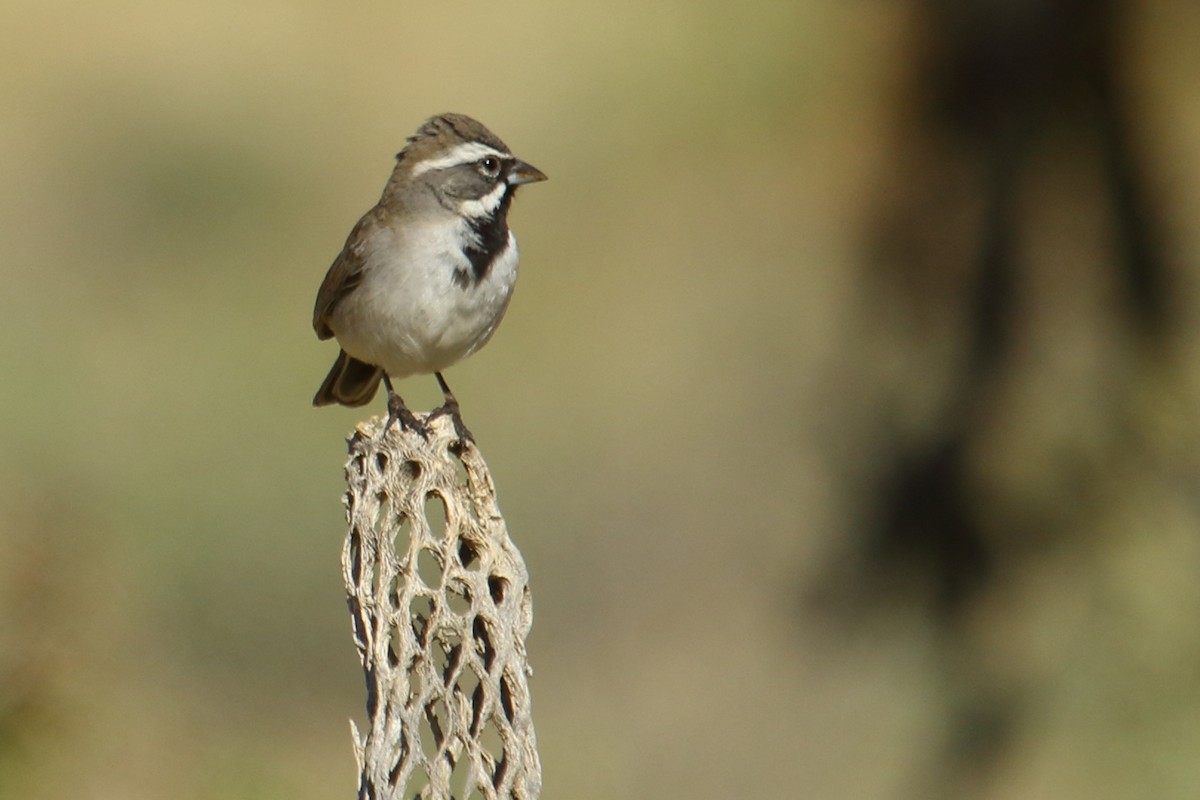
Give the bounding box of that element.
[410,141,509,176]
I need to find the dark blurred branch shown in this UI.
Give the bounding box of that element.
[842,0,1173,795]
[863,0,1171,626]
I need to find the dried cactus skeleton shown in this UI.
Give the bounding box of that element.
[340,414,540,800]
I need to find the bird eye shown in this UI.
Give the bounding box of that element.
[478,157,501,178]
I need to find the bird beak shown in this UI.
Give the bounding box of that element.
[507,160,547,186]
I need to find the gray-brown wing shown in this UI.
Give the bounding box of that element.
[312,208,383,340]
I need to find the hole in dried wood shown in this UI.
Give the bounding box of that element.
[417,547,442,589]
[422,698,450,756]
[487,575,506,605]
[405,667,425,710]
[398,769,429,798]
[377,506,412,564]
[386,569,402,609]
[499,672,515,724]
[479,724,504,765]
[387,732,407,786]
[424,491,449,540]
[409,595,433,646]
[372,492,392,532]
[446,581,472,615]
[434,633,464,685]
[417,723,436,764]
[450,451,469,488]
[394,513,413,551]
[457,539,481,570]
[348,528,364,584]
[382,519,413,601]
[382,564,407,611]
[449,743,471,799]
[455,663,481,694]
[462,671,485,735]
[375,451,388,473]
[401,459,422,481]
[491,746,509,790]
[472,616,496,671]
[348,597,369,656]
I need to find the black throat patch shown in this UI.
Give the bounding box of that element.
[456,189,515,288]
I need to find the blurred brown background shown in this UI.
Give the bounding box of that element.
[4,1,1200,798]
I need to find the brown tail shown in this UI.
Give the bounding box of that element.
[312,349,382,407]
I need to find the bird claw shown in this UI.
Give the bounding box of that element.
[428,401,474,444]
[385,396,429,439]
[430,372,474,444]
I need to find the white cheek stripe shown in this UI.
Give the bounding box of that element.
[410,141,509,176]
[459,182,507,218]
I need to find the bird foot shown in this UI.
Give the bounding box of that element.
[427,399,474,444]
[385,395,429,439]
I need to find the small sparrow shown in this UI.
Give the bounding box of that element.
[312,113,546,439]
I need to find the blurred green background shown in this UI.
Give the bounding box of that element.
[4,1,1200,798]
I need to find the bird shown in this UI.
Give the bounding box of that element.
[312,113,546,441]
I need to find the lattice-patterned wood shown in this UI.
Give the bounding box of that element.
[341,414,540,800]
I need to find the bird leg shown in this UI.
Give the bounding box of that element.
[382,373,428,437]
[428,372,474,443]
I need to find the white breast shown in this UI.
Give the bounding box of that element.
[330,218,519,378]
